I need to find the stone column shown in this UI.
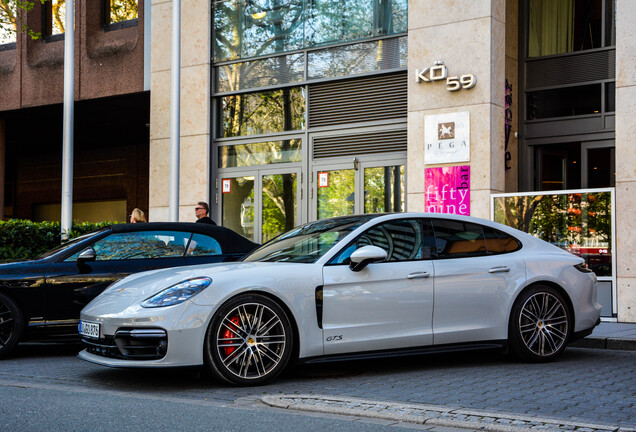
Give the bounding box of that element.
[407,0,506,218]
[149,0,211,222]
[615,0,636,322]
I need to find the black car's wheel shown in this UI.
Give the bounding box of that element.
[204,294,293,386]
[509,285,571,362]
[0,293,23,359]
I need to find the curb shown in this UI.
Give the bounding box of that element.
[261,394,636,432]
[570,337,636,351]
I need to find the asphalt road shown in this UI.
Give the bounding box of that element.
[1,343,635,431]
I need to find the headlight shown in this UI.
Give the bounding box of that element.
[574,262,593,273]
[141,277,212,308]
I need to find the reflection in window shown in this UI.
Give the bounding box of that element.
[219,139,301,168]
[65,231,191,261]
[333,219,423,264]
[45,0,66,37]
[104,0,138,26]
[308,36,407,80]
[317,170,355,220]
[187,233,222,256]
[262,173,297,243]
[493,191,613,276]
[364,165,404,213]
[213,0,407,62]
[528,0,612,58]
[216,53,305,93]
[222,177,255,242]
[431,220,488,258]
[0,1,17,45]
[219,87,305,137]
[527,84,601,120]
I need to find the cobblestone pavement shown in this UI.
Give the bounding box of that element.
[1,344,635,430]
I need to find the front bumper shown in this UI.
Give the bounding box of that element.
[79,301,213,368]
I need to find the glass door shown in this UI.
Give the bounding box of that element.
[221,168,300,244]
[311,158,405,220]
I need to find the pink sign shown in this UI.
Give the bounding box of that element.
[425,166,470,215]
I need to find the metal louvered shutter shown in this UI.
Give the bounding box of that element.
[525,50,615,89]
[309,72,407,128]
[313,129,406,159]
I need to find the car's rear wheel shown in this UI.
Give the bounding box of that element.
[204,294,293,386]
[0,293,23,359]
[509,285,571,362]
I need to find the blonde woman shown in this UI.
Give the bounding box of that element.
[129,208,147,223]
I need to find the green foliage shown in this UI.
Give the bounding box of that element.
[0,0,50,42]
[0,219,114,260]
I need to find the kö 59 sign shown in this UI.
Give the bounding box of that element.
[415,61,476,92]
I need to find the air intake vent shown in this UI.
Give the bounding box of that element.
[525,49,615,89]
[309,72,407,128]
[313,129,406,159]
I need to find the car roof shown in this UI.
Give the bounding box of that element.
[107,222,258,253]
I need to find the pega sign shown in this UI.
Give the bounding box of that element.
[425,166,470,216]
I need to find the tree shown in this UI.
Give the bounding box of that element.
[0,0,51,42]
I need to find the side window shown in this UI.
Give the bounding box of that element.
[331,219,423,264]
[65,231,190,261]
[483,226,522,254]
[186,233,223,256]
[431,219,487,258]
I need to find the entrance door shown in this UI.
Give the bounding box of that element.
[220,168,300,244]
[312,158,405,220]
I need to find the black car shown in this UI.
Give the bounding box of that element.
[0,222,258,358]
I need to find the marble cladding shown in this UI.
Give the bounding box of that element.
[618,278,636,323]
[149,0,212,219]
[615,0,636,322]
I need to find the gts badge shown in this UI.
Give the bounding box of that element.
[326,335,343,342]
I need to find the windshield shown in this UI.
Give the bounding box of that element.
[243,216,376,263]
[37,230,104,259]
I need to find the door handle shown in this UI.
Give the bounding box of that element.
[489,266,510,273]
[407,272,430,279]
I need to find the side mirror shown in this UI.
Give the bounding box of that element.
[77,247,96,264]
[349,245,387,272]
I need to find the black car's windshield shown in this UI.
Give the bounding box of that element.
[37,230,104,259]
[243,216,377,263]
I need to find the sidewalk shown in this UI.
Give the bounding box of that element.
[570,321,636,351]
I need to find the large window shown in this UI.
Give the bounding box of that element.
[0,0,17,46]
[219,140,302,168]
[219,87,305,137]
[44,0,65,38]
[535,142,615,190]
[527,0,615,58]
[103,0,138,29]
[213,0,407,62]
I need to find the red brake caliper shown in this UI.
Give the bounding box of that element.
[222,316,240,357]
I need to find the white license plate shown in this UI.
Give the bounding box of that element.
[79,321,100,339]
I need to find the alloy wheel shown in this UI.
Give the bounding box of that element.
[518,291,568,357]
[215,302,288,381]
[0,300,15,349]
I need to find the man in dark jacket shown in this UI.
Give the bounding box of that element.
[195,202,216,225]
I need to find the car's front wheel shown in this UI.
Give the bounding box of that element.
[204,294,293,386]
[0,292,24,359]
[509,285,571,362]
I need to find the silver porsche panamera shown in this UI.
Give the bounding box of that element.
[78,213,601,386]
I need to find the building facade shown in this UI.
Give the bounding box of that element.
[0,0,149,222]
[1,0,634,322]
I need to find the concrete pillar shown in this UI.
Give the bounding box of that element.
[615,0,636,322]
[407,0,506,218]
[149,0,211,222]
